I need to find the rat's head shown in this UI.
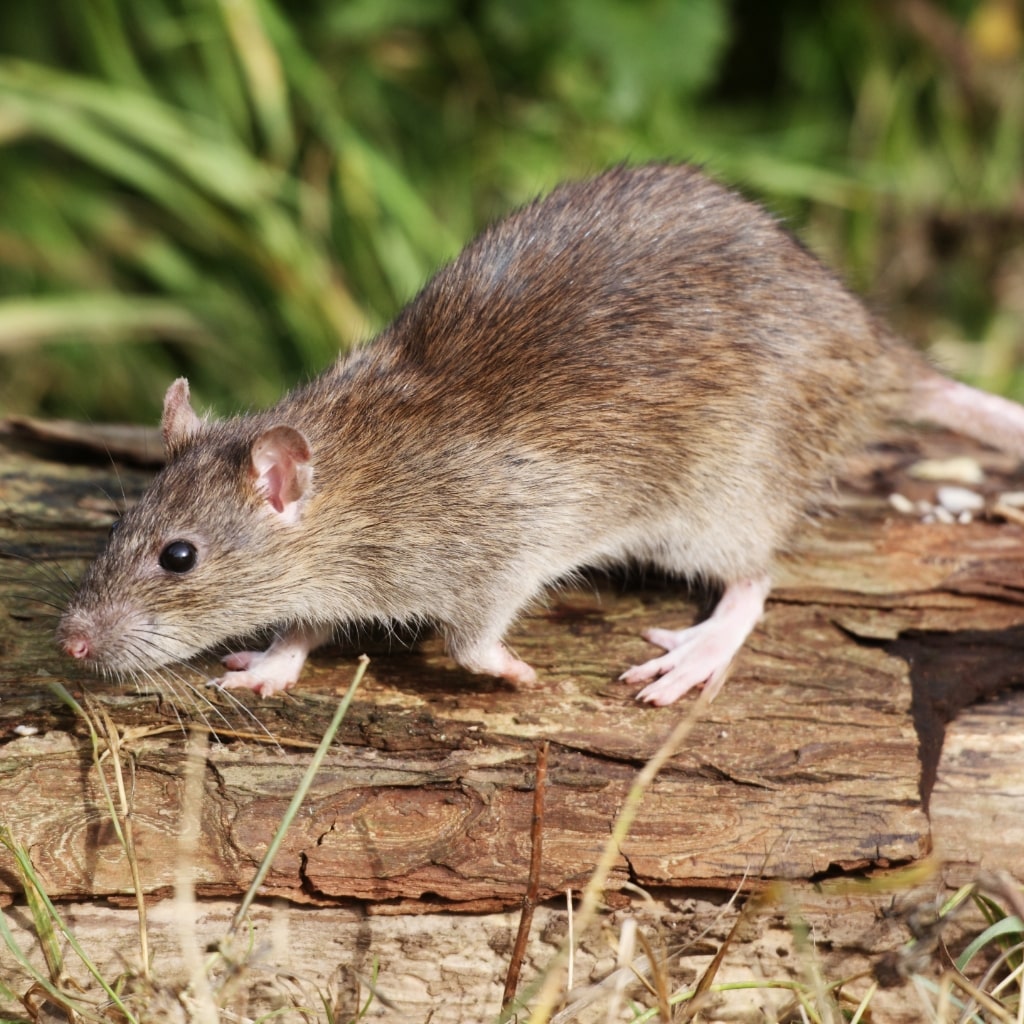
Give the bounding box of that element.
[57,379,317,678]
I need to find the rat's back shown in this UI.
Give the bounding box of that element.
[331,163,914,583]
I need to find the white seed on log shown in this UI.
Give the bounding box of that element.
[908,456,985,484]
[936,485,985,515]
[888,492,916,514]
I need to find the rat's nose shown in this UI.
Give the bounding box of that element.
[61,634,91,660]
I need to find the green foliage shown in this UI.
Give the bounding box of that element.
[1,0,1022,420]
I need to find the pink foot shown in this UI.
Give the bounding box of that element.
[214,625,330,698]
[456,641,537,685]
[620,576,770,705]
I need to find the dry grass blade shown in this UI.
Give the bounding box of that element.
[634,929,671,1022]
[2,660,371,1023]
[229,654,369,935]
[0,831,76,1022]
[677,884,761,1022]
[46,685,153,982]
[522,690,713,1024]
[946,970,1018,1023]
[501,740,550,1016]
[88,700,150,978]
[0,826,138,1023]
[172,727,219,1024]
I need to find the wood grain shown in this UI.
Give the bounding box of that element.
[2,423,1024,910]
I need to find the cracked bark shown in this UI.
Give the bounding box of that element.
[2,419,1024,909]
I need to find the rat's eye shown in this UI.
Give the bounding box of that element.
[159,540,198,574]
[108,518,121,539]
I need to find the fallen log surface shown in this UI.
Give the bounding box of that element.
[2,420,1023,911]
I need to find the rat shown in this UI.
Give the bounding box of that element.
[56,162,1024,704]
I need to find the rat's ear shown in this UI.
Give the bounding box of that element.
[162,378,203,455]
[250,425,313,523]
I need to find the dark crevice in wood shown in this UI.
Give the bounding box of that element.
[806,855,919,885]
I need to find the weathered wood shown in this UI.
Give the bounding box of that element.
[2,422,1024,912]
[0,887,950,1024]
[932,688,1024,878]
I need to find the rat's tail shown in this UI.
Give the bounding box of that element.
[912,367,1024,458]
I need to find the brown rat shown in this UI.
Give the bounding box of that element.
[56,163,1024,703]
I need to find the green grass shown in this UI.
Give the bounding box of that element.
[1,0,1022,421]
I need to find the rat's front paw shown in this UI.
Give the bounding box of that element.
[214,647,304,698]
[215,662,301,698]
[211,625,327,697]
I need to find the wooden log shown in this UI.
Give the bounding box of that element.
[2,421,1024,910]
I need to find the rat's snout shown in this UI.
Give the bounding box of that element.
[61,634,91,659]
[61,633,92,660]
[57,608,96,662]
[57,599,194,676]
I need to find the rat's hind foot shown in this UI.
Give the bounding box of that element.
[214,624,331,698]
[620,576,770,705]
[620,621,735,705]
[452,638,537,685]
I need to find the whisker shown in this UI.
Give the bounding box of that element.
[108,654,227,745]
[23,604,66,619]
[164,659,285,751]
[128,628,194,663]
[108,450,131,513]
[109,630,286,750]
[0,587,69,613]
[194,681,283,751]
[0,553,79,597]
[49,559,80,591]
[137,665,188,737]
[94,484,123,517]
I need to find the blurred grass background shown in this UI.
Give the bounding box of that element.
[0,0,1022,422]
